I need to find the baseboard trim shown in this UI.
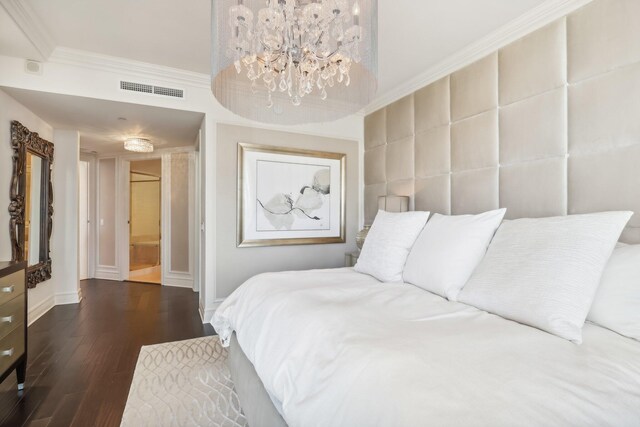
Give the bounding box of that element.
[54,289,82,305]
[164,271,194,289]
[199,299,224,324]
[95,266,120,281]
[28,295,55,326]
[163,276,194,289]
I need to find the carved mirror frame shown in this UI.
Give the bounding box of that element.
[9,121,54,288]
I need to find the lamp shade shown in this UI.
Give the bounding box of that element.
[211,0,378,125]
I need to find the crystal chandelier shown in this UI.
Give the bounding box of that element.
[124,138,154,153]
[212,0,378,125]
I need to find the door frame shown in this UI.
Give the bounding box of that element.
[79,153,97,279]
[118,154,164,284]
[113,148,197,288]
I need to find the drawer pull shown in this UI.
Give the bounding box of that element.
[0,316,13,323]
[0,348,14,357]
[1,286,14,294]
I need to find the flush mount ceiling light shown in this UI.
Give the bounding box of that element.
[212,0,378,125]
[124,137,154,153]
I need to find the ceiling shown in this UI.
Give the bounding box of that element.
[1,0,548,104]
[376,0,546,94]
[2,87,204,154]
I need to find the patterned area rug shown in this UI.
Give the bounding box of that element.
[121,337,248,427]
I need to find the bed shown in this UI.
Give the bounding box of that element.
[213,267,640,427]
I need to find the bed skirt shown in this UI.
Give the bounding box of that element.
[228,333,288,427]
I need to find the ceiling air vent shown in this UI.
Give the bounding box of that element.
[153,85,184,98]
[120,81,184,99]
[120,81,152,93]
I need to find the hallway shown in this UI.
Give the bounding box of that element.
[0,280,214,427]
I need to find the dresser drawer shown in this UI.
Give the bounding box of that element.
[0,326,25,375]
[0,270,25,306]
[0,296,24,341]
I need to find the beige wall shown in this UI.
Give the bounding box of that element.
[364,0,640,244]
[170,153,190,273]
[216,124,359,298]
[98,158,116,266]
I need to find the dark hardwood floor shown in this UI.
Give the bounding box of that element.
[0,279,215,427]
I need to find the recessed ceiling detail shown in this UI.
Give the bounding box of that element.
[1,87,204,155]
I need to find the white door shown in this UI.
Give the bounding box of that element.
[79,161,89,280]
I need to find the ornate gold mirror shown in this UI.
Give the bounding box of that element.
[9,121,54,288]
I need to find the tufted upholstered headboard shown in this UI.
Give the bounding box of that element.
[363,0,640,243]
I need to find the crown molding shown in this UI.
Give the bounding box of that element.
[364,0,593,115]
[49,47,211,89]
[0,0,55,60]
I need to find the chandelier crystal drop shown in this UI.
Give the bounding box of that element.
[212,0,378,125]
[124,138,154,153]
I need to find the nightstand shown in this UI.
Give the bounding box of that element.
[345,251,360,267]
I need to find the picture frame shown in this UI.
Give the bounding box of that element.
[237,143,346,247]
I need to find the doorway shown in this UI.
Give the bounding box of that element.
[128,159,162,284]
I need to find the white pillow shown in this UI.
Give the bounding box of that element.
[403,209,506,300]
[355,210,429,282]
[588,244,640,341]
[458,211,633,343]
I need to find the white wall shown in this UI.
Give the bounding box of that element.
[0,51,364,323]
[0,89,80,324]
[51,129,81,306]
[0,89,55,323]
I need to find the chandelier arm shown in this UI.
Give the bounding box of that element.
[309,41,357,62]
[254,54,329,77]
[255,55,287,75]
[310,50,340,62]
[306,11,341,51]
[258,32,286,55]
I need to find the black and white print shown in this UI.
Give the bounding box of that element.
[256,161,331,231]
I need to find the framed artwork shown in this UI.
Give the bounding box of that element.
[237,143,346,247]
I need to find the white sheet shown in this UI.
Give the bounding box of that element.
[213,268,640,427]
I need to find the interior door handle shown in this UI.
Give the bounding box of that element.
[0,348,14,357]
[0,316,13,323]
[1,286,14,294]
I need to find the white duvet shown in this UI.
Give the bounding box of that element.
[213,268,640,427]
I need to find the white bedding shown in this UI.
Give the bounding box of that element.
[213,268,640,427]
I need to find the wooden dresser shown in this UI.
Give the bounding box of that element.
[0,261,27,391]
